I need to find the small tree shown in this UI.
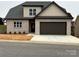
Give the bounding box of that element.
[0,17,3,25]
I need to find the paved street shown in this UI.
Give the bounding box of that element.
[0,42,79,57]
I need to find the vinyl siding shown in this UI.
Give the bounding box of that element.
[39,4,67,16]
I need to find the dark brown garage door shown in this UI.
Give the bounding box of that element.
[40,22,66,35]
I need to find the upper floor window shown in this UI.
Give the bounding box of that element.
[14,21,22,28]
[29,9,32,16]
[33,9,36,15]
[29,9,36,16]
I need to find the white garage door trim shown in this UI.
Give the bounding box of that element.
[35,19,71,35]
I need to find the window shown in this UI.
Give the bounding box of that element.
[29,9,36,16]
[17,22,19,27]
[29,9,32,16]
[14,22,22,28]
[14,22,16,27]
[33,9,36,15]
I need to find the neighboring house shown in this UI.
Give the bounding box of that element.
[74,16,79,37]
[71,21,75,36]
[5,1,73,35]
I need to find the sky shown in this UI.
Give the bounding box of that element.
[0,0,79,21]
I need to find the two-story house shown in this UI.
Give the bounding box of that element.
[5,1,73,35]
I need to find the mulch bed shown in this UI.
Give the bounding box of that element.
[0,34,33,41]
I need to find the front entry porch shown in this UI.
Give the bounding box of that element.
[29,19,35,33]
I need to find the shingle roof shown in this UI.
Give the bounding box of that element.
[5,1,51,18]
[5,1,73,19]
[22,1,51,7]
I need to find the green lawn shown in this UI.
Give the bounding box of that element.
[0,25,6,34]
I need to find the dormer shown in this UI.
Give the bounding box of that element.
[23,5,43,17]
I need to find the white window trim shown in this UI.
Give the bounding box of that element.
[29,9,36,16]
[14,21,22,28]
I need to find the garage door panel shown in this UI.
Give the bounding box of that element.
[40,22,66,35]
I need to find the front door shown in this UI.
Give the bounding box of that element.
[29,19,35,33]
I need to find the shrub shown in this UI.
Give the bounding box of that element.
[19,32,21,34]
[14,32,16,34]
[23,32,26,34]
[9,32,11,34]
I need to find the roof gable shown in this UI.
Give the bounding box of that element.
[36,1,73,19]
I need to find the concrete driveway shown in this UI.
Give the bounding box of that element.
[31,35,79,45]
[0,42,78,57]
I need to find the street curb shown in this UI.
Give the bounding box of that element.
[30,41,79,46]
[0,40,79,46]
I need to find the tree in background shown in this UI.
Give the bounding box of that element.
[0,17,3,25]
[0,17,6,34]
